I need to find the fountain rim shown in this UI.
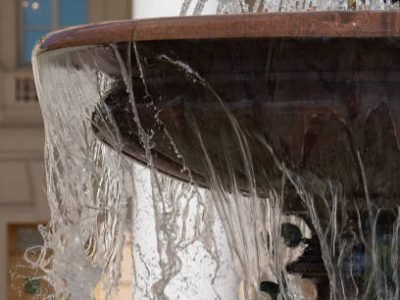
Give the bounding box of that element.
[37,11,400,54]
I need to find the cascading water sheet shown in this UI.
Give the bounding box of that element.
[32,45,237,300]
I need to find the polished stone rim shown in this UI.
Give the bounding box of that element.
[37,11,400,54]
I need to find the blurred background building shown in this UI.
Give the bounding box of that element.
[0,0,131,298]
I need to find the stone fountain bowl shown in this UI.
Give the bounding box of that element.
[37,11,400,209]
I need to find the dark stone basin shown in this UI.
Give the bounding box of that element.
[36,12,400,297]
[38,12,400,204]
[97,36,400,205]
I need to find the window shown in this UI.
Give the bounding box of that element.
[19,0,88,64]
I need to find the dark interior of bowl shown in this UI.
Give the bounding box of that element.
[94,36,400,205]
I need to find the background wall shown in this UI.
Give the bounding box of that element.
[0,1,131,298]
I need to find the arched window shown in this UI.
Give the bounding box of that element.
[19,0,88,64]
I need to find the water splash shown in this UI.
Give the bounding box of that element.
[183,0,400,14]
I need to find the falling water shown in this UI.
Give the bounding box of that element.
[31,45,237,299]
[30,2,400,300]
[181,0,400,15]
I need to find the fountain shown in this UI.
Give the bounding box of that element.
[32,5,400,300]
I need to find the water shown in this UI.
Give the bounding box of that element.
[183,0,400,15]
[31,45,237,299]
[145,38,400,299]
[31,6,400,300]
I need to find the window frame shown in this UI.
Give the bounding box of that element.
[18,0,88,65]
[1,0,131,70]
